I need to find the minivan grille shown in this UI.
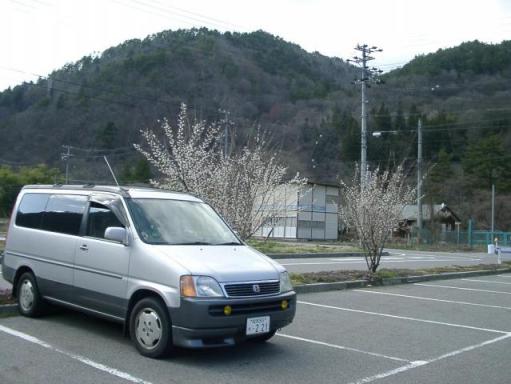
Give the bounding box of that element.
[224,281,280,297]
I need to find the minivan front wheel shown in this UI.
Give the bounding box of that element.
[130,297,173,358]
[17,272,45,317]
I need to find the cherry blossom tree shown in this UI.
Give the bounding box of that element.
[135,103,304,239]
[340,166,415,275]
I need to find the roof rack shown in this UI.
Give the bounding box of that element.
[22,184,131,197]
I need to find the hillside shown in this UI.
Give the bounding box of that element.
[0,30,510,229]
[0,28,356,180]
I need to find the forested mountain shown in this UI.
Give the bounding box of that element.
[0,28,357,178]
[0,30,510,229]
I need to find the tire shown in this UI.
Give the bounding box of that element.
[16,272,46,317]
[250,329,277,343]
[129,297,173,358]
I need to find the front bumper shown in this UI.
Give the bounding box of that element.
[169,291,296,348]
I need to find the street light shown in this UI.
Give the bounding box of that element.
[372,130,397,138]
[372,119,423,245]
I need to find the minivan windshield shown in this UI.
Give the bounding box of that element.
[126,198,241,245]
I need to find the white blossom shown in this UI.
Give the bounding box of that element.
[340,166,416,275]
[135,103,305,239]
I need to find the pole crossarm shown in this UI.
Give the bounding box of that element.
[347,44,384,187]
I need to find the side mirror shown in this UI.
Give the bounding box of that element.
[104,227,128,245]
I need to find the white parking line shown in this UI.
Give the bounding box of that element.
[281,259,463,266]
[0,325,153,384]
[462,278,511,285]
[276,333,410,363]
[353,289,511,310]
[297,300,508,334]
[415,283,511,296]
[349,333,511,384]
[497,274,511,278]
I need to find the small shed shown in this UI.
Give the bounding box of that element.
[400,203,461,233]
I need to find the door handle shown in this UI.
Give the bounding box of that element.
[79,244,88,251]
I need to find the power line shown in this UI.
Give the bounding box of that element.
[128,0,245,31]
[149,0,243,30]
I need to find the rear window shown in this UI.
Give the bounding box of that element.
[15,193,49,229]
[40,195,87,236]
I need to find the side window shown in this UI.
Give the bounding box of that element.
[40,195,87,236]
[86,202,124,239]
[15,193,50,229]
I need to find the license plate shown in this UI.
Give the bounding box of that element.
[246,316,270,335]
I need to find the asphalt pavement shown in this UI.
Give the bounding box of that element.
[1,274,511,383]
[281,249,502,273]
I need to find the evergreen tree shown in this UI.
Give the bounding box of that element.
[97,121,118,149]
[426,149,454,201]
[462,134,511,191]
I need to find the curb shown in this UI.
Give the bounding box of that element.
[269,252,388,260]
[294,267,511,294]
[0,304,17,316]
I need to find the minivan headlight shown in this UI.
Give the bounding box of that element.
[180,275,224,297]
[280,271,293,293]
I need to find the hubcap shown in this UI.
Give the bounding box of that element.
[19,279,34,311]
[135,308,162,350]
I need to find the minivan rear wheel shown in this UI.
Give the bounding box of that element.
[129,297,173,358]
[17,272,45,317]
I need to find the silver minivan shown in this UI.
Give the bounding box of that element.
[1,185,296,357]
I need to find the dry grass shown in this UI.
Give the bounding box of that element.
[247,239,360,254]
[291,261,511,285]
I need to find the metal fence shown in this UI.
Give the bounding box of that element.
[410,227,511,247]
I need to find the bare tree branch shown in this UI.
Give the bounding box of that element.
[135,103,305,239]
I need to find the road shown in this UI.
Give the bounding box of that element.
[1,274,511,383]
[280,249,503,273]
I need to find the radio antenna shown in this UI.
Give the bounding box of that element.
[103,156,120,187]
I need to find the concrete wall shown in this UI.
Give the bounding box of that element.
[255,183,339,240]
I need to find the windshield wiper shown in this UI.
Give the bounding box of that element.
[172,241,213,245]
[215,241,242,245]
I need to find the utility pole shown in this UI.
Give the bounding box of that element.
[61,145,72,184]
[491,183,495,239]
[347,44,383,187]
[417,118,423,245]
[219,109,231,159]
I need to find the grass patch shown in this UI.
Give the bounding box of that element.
[247,239,360,254]
[0,312,17,318]
[291,270,367,285]
[291,261,511,286]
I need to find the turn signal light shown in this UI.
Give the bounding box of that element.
[180,276,197,297]
[224,305,232,316]
[281,300,288,310]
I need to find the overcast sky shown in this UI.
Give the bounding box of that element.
[1,0,510,91]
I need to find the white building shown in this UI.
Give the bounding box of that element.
[254,182,339,240]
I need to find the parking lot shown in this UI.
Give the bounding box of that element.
[1,274,511,384]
